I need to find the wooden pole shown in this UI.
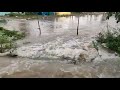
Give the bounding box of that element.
[37,15,41,35]
[77,16,79,35]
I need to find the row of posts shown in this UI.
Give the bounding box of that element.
[37,15,80,36]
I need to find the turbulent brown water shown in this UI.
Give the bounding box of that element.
[0,14,120,78]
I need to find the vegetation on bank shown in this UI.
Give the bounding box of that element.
[0,19,7,23]
[107,12,120,23]
[0,27,25,53]
[95,26,120,55]
[5,12,35,17]
[92,12,120,55]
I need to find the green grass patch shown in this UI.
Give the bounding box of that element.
[0,27,25,53]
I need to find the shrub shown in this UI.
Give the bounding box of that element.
[0,27,4,30]
[8,13,17,17]
[0,35,11,53]
[0,19,7,23]
[96,26,120,54]
[0,27,25,53]
[7,12,23,17]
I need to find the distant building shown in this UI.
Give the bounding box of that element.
[55,12,71,16]
[37,12,55,15]
[37,12,71,16]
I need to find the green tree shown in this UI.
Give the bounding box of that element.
[107,12,120,23]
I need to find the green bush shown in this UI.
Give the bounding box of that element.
[0,27,25,53]
[0,27,25,40]
[0,27,4,30]
[107,12,120,23]
[0,19,7,23]
[7,12,23,17]
[0,35,11,53]
[96,27,120,54]
[8,13,17,17]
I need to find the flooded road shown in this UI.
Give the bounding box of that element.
[0,14,106,40]
[0,14,109,49]
[0,14,120,78]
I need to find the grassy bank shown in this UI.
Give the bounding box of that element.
[0,27,25,53]
[96,26,120,55]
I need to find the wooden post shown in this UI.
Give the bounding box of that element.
[0,44,2,53]
[77,16,79,35]
[37,15,41,35]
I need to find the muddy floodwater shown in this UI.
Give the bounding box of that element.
[0,14,120,78]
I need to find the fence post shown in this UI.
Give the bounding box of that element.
[37,15,41,35]
[77,16,79,35]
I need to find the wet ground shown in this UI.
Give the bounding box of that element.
[0,13,120,78]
